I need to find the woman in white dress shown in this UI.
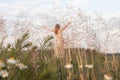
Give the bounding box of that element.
[44,22,71,57]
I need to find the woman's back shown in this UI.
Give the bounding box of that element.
[55,29,63,40]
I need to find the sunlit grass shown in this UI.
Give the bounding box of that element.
[0,33,119,80]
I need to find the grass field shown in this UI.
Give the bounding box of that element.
[0,33,120,80]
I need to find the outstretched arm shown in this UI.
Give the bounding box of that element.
[44,27,54,32]
[61,21,71,30]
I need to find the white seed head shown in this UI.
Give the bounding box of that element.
[104,74,113,80]
[85,64,93,69]
[7,57,17,64]
[65,63,73,69]
[16,63,28,70]
[0,70,9,78]
[7,48,12,51]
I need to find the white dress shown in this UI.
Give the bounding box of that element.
[54,30,64,56]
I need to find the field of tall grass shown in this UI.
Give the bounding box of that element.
[0,33,120,80]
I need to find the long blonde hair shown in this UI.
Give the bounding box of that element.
[54,24,60,34]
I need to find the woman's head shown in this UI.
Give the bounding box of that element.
[55,24,60,34]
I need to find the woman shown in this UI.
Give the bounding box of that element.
[44,22,71,57]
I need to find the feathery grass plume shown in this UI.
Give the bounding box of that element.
[0,35,8,49]
[39,35,53,49]
[15,33,29,50]
[22,42,32,49]
[13,33,33,63]
[31,46,38,50]
[20,33,29,42]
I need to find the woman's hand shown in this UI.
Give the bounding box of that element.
[67,21,71,25]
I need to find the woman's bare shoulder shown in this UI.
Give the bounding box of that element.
[59,29,63,32]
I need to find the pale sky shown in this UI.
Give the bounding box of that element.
[1,0,120,35]
[0,0,120,19]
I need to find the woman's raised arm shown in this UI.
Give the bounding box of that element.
[61,21,71,30]
[44,26,54,32]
